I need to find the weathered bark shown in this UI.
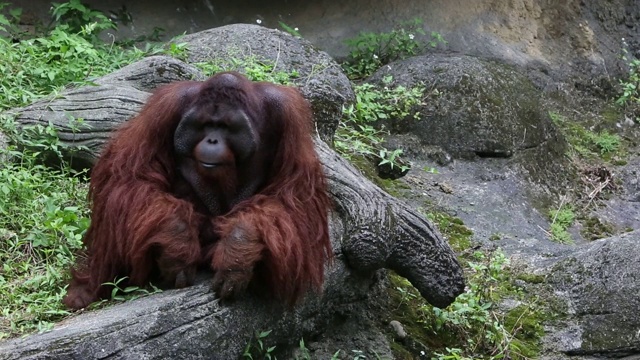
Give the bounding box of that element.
[11,56,204,169]
[14,84,150,168]
[318,141,465,308]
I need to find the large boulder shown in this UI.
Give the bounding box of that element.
[543,230,640,357]
[371,54,573,200]
[370,54,563,159]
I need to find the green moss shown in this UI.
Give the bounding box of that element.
[545,296,569,319]
[386,273,446,354]
[504,305,544,358]
[549,111,626,162]
[424,211,473,252]
[489,233,502,241]
[516,273,546,284]
[347,155,378,176]
[385,214,556,360]
[601,104,623,127]
[581,216,615,241]
[389,341,414,360]
[377,177,411,197]
[346,155,411,197]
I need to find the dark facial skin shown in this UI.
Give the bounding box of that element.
[173,100,268,216]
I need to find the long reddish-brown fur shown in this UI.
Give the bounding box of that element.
[63,73,331,309]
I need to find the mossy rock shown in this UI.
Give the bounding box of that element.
[369,54,565,159]
[545,231,640,355]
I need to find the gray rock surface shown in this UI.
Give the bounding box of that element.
[591,157,640,235]
[372,54,574,207]
[393,146,640,359]
[543,231,640,357]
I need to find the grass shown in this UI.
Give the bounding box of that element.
[0,2,167,338]
[0,119,90,338]
[548,111,623,162]
[334,76,424,173]
[548,205,576,244]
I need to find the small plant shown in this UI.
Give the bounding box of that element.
[423,166,439,174]
[278,21,301,38]
[243,330,277,360]
[162,40,189,60]
[395,283,418,306]
[378,148,409,172]
[102,277,161,303]
[351,349,366,360]
[342,18,446,79]
[616,38,640,113]
[294,338,311,360]
[195,54,298,85]
[549,203,575,244]
[433,347,472,360]
[549,112,622,161]
[353,76,424,122]
[590,131,620,155]
[431,251,508,334]
[335,76,423,169]
[50,0,116,35]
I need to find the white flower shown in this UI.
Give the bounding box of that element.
[409,34,415,40]
[373,54,378,59]
[295,27,299,31]
[256,19,262,24]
